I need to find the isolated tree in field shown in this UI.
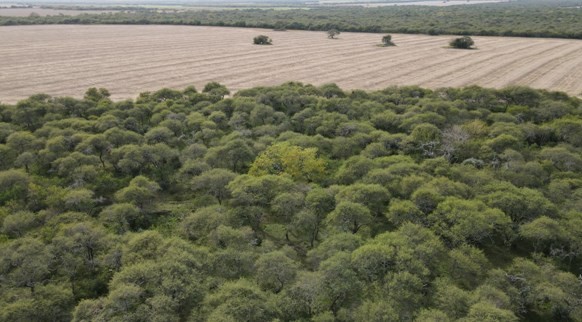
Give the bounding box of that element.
[253,35,272,45]
[450,36,475,49]
[382,34,395,46]
[327,29,340,39]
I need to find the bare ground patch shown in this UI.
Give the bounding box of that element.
[0,25,580,103]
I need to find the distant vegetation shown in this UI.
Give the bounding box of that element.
[0,0,581,39]
[1,82,581,321]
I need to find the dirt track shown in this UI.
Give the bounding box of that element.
[0,25,580,103]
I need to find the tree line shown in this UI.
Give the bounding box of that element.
[1,0,581,39]
[0,82,581,321]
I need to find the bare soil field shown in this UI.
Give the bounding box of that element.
[0,25,580,103]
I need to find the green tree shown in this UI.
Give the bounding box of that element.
[307,233,363,268]
[429,197,511,246]
[99,203,142,233]
[316,252,362,315]
[255,251,298,293]
[249,142,326,182]
[519,216,566,252]
[461,302,518,322]
[351,243,395,282]
[381,34,395,46]
[63,188,95,213]
[448,244,491,289]
[0,237,51,293]
[433,278,471,319]
[353,300,398,322]
[191,168,237,204]
[327,29,340,39]
[253,35,272,45]
[102,250,204,321]
[2,210,37,238]
[203,279,278,322]
[6,131,40,155]
[479,183,555,224]
[229,174,296,209]
[181,206,228,243]
[205,138,255,173]
[450,36,475,49]
[327,201,372,234]
[386,199,424,226]
[84,87,110,102]
[0,169,30,205]
[335,183,391,216]
[203,82,230,100]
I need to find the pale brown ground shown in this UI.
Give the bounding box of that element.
[0,25,581,103]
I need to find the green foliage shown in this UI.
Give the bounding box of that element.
[253,34,272,45]
[327,201,373,234]
[203,279,278,321]
[2,2,582,39]
[0,170,29,205]
[326,29,340,39]
[0,82,580,321]
[450,36,475,49]
[190,168,237,204]
[99,203,142,233]
[254,251,298,293]
[249,142,326,182]
[429,197,511,246]
[381,34,395,46]
[336,183,391,216]
[114,175,160,210]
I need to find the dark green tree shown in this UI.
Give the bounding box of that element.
[253,35,272,45]
[450,36,475,49]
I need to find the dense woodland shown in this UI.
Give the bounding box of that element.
[1,0,582,39]
[0,82,581,321]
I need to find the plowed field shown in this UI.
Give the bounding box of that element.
[1,25,580,102]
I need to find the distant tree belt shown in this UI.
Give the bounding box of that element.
[1,1,582,39]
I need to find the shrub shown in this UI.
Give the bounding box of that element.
[327,29,340,39]
[253,35,272,45]
[450,36,475,49]
[382,35,396,46]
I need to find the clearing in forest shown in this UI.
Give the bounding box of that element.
[0,25,581,102]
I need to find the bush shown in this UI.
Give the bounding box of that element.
[382,35,395,46]
[450,36,475,49]
[327,29,340,39]
[253,35,272,45]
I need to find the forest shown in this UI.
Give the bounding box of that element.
[1,0,581,39]
[0,82,581,321]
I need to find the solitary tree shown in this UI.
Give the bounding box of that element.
[450,36,475,49]
[253,35,272,45]
[382,34,396,46]
[327,29,340,39]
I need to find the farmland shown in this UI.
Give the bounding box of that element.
[2,5,582,319]
[0,25,581,103]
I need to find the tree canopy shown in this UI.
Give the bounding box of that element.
[0,82,581,321]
